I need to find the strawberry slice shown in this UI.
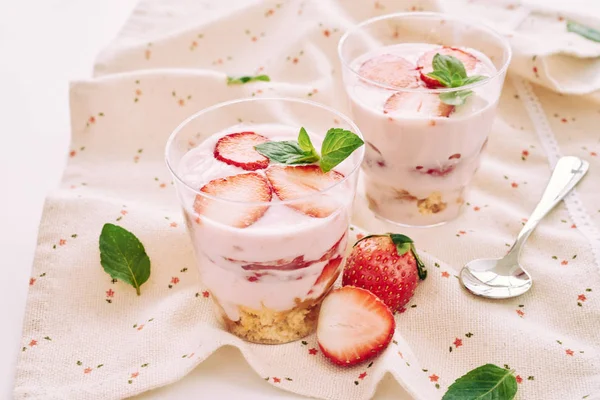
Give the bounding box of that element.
[241,256,312,271]
[265,165,344,218]
[384,92,454,117]
[230,232,347,272]
[415,164,456,177]
[319,231,348,262]
[417,47,479,88]
[214,132,270,171]
[317,286,395,366]
[358,54,420,88]
[313,257,343,287]
[193,172,272,228]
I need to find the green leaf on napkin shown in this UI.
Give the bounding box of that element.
[442,364,518,400]
[99,223,151,296]
[567,21,600,43]
[226,75,271,85]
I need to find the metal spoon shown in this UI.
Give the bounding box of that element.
[460,156,589,299]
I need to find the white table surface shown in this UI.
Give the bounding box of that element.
[0,1,404,398]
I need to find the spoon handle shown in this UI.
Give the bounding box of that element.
[510,156,589,255]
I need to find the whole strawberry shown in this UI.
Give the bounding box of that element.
[342,234,427,313]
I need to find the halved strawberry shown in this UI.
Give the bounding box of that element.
[358,54,420,88]
[265,165,344,218]
[417,47,479,88]
[317,286,395,366]
[384,92,454,117]
[214,132,270,171]
[193,172,272,228]
[342,234,427,313]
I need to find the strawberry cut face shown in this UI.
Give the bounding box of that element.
[214,132,270,171]
[265,165,345,218]
[317,286,395,366]
[358,54,420,88]
[193,172,272,228]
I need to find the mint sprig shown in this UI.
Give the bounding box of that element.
[226,75,271,85]
[255,127,363,173]
[442,364,518,400]
[426,53,486,106]
[99,224,151,296]
[320,128,364,172]
[567,21,600,43]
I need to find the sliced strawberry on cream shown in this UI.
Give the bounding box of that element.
[317,286,395,366]
[214,132,270,171]
[384,92,454,118]
[313,257,343,287]
[193,172,272,228]
[319,231,348,262]
[265,165,345,218]
[240,256,312,271]
[417,47,479,88]
[358,54,420,88]
[228,231,347,271]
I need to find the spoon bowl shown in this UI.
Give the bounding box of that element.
[460,257,532,299]
[460,156,589,299]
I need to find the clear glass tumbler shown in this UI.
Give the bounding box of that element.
[338,12,511,227]
[166,98,364,344]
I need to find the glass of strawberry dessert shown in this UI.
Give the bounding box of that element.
[166,98,364,344]
[338,12,511,226]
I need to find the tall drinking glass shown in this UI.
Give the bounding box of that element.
[338,12,511,226]
[166,98,364,344]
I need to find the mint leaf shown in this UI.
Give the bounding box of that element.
[442,364,517,400]
[320,128,364,173]
[439,90,474,106]
[297,127,320,162]
[428,53,487,106]
[255,141,318,164]
[433,53,467,80]
[389,234,427,280]
[256,127,362,171]
[226,75,271,85]
[99,224,151,296]
[567,21,600,43]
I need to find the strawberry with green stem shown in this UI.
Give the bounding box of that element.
[342,233,427,313]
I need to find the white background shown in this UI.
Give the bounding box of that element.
[0,1,405,398]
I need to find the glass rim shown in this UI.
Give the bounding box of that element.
[337,11,513,93]
[165,97,365,206]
